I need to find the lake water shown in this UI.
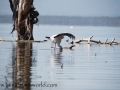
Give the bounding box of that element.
[0,23,120,90]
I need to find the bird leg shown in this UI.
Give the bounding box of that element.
[54,43,56,50]
[51,43,60,50]
[51,43,54,48]
[51,43,57,49]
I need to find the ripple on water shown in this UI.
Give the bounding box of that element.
[0,25,120,90]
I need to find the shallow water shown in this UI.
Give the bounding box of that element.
[0,24,120,90]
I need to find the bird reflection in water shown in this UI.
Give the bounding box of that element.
[50,49,63,69]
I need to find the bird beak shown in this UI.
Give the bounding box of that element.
[45,36,50,39]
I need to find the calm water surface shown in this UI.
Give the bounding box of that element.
[0,23,120,90]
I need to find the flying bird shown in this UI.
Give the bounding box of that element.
[46,33,75,50]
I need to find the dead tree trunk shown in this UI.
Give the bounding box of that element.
[9,0,39,40]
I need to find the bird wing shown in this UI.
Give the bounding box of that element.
[54,33,75,40]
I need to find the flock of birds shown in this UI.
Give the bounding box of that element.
[46,33,75,50]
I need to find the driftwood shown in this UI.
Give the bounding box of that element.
[71,36,120,45]
[0,38,47,43]
[0,40,39,43]
[72,36,99,44]
[100,39,108,44]
[0,38,3,41]
[64,45,75,49]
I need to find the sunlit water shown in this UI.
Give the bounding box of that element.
[0,23,120,90]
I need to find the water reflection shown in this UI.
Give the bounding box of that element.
[13,42,32,90]
[50,50,63,67]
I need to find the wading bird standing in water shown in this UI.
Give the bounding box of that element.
[46,33,75,50]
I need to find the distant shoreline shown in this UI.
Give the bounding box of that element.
[0,15,120,26]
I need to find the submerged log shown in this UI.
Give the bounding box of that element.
[105,39,108,44]
[0,38,3,41]
[70,36,120,45]
[74,39,81,43]
[0,38,47,43]
[64,45,75,49]
[110,38,115,45]
[0,40,40,43]
[88,36,93,44]
[101,39,109,44]
[73,36,100,44]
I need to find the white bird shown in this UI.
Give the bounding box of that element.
[46,33,75,50]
